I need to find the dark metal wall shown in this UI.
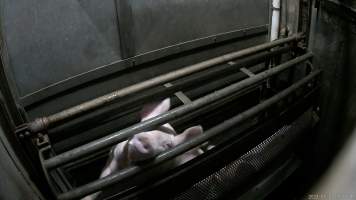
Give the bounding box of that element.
[129,0,268,54]
[0,0,270,120]
[0,0,122,96]
[310,0,356,175]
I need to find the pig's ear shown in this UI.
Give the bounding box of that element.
[140,98,171,121]
[174,126,203,146]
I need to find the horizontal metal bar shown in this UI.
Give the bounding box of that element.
[28,35,303,134]
[20,25,268,107]
[57,70,321,200]
[43,52,312,170]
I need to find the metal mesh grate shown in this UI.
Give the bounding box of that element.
[173,112,311,200]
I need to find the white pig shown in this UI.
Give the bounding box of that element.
[82,98,203,200]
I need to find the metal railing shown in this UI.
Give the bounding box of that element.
[32,36,322,200]
[43,52,313,170]
[28,35,303,134]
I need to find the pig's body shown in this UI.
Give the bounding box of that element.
[82,98,203,200]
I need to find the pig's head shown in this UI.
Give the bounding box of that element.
[127,98,203,162]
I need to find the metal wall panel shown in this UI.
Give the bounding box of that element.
[0,0,121,96]
[310,0,356,174]
[0,0,270,117]
[129,0,269,54]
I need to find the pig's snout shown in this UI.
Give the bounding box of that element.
[132,135,151,152]
[128,134,156,161]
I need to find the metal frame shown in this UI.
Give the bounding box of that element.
[55,69,321,200]
[25,35,303,135]
[4,34,317,200]
[0,1,320,199]
[32,44,319,199]
[42,51,313,170]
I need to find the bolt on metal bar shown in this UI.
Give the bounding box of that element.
[57,70,321,200]
[28,35,303,133]
[43,52,312,170]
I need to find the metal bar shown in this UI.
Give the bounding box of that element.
[173,91,192,104]
[43,52,312,170]
[240,67,256,77]
[28,35,303,133]
[57,70,321,200]
[164,83,192,104]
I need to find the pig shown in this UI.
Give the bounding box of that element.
[82,98,203,200]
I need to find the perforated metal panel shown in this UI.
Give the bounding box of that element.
[173,112,311,200]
